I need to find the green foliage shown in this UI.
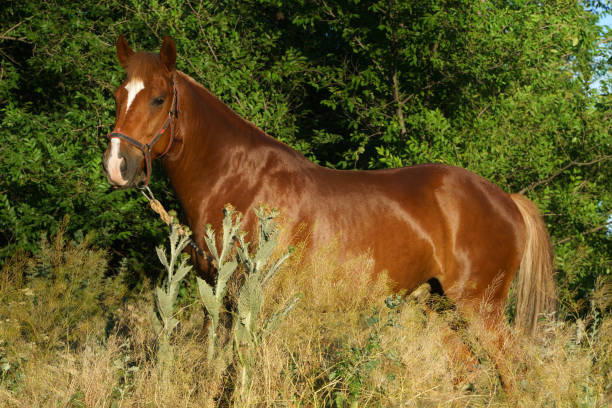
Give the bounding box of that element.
[0,0,609,314]
[265,0,611,315]
[0,0,171,278]
[0,0,313,277]
[329,317,384,407]
[326,296,405,407]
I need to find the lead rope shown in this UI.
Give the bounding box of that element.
[139,185,208,261]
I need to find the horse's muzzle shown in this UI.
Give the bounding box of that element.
[102,144,143,188]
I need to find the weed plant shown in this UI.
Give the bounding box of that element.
[151,219,193,367]
[196,205,299,403]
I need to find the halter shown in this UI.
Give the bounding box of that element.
[107,77,180,185]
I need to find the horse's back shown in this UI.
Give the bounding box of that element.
[302,163,525,302]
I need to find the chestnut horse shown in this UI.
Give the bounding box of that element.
[102,35,555,335]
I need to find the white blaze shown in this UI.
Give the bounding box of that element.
[125,78,144,112]
[107,138,127,186]
[106,78,144,186]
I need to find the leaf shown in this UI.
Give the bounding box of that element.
[156,287,174,320]
[204,224,219,262]
[261,249,292,288]
[174,258,192,283]
[167,316,179,333]
[155,246,169,270]
[168,223,179,253]
[237,275,263,335]
[262,294,301,338]
[150,308,162,336]
[234,316,251,345]
[175,233,192,254]
[220,206,241,263]
[216,259,238,299]
[237,233,253,271]
[197,277,219,320]
[254,238,277,273]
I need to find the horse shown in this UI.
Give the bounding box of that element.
[102,35,556,338]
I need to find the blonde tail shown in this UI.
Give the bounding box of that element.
[510,194,556,335]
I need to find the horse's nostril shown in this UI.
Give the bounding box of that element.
[120,158,127,177]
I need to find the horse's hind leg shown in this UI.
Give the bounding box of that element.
[413,272,519,390]
[411,283,499,390]
[453,288,519,393]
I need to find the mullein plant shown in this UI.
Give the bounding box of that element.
[197,206,299,400]
[233,207,300,399]
[150,212,193,367]
[197,206,241,362]
[151,205,299,395]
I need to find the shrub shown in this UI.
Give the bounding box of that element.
[0,221,127,394]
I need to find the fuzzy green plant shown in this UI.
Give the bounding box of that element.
[151,215,193,366]
[196,205,299,399]
[197,206,241,361]
[233,207,300,399]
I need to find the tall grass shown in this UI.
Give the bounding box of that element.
[0,219,610,407]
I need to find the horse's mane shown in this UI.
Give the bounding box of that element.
[179,70,284,145]
[123,52,306,158]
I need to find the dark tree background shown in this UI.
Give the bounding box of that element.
[1,0,610,316]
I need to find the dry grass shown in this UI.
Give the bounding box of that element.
[0,235,610,407]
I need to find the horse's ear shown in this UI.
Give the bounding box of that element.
[116,35,134,69]
[160,36,176,72]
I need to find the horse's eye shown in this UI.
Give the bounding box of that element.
[151,97,165,106]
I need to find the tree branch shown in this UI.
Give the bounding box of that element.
[519,155,612,194]
[1,19,30,41]
[554,221,612,246]
[392,70,407,137]
[388,0,406,138]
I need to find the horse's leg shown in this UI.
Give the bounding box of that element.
[453,289,519,393]
[412,284,488,390]
[410,280,519,392]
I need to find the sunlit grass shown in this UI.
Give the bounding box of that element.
[0,227,609,407]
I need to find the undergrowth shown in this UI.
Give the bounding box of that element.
[0,219,610,407]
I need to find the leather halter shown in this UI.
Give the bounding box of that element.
[107,77,179,185]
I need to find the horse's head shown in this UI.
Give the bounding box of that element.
[102,35,178,188]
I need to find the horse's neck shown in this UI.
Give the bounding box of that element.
[163,72,310,206]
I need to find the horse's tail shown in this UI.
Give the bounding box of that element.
[510,193,556,335]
